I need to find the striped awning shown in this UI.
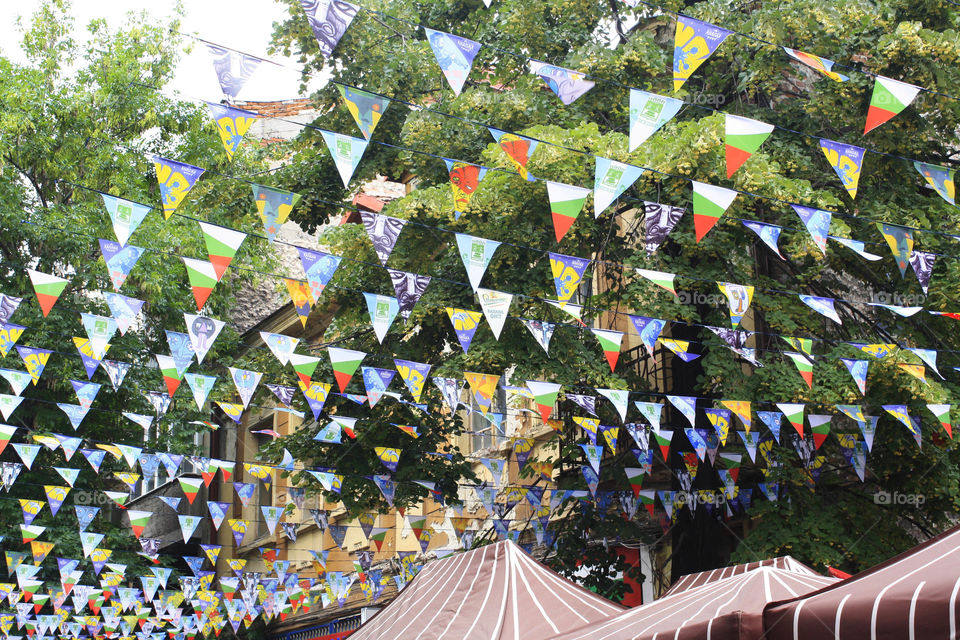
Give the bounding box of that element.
[349,540,624,640]
[547,566,837,640]
[663,556,822,597]
[763,522,960,640]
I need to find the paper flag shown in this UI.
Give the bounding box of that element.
[926,404,952,439]
[100,359,130,391]
[592,329,623,371]
[445,159,488,219]
[629,89,683,150]
[228,368,262,409]
[363,293,399,343]
[179,477,204,505]
[830,236,882,261]
[206,43,261,99]
[252,184,301,242]
[319,129,369,187]
[909,348,942,379]
[27,269,67,317]
[799,295,842,324]
[490,128,538,181]
[529,60,594,104]
[776,403,805,437]
[100,194,150,248]
[717,282,754,328]
[883,404,918,440]
[598,388,630,423]
[703,408,731,446]
[725,115,773,177]
[337,84,389,140]
[373,447,401,473]
[594,157,644,217]
[525,381,561,422]
[666,395,696,429]
[634,401,663,432]
[155,355,183,397]
[741,220,784,258]
[328,347,365,393]
[546,181,590,242]
[721,400,752,433]
[914,161,956,206]
[299,0,358,57]
[198,222,246,281]
[393,359,431,404]
[791,205,832,254]
[473,288,511,340]
[300,381,331,421]
[877,222,914,277]
[899,363,927,384]
[362,367,395,407]
[286,278,313,326]
[820,139,865,199]
[643,202,685,254]
[673,15,732,91]
[692,181,738,242]
[182,258,218,311]
[909,251,936,294]
[783,48,849,82]
[659,338,699,362]
[784,352,814,388]
[455,233,501,291]
[206,102,257,160]
[684,428,708,461]
[808,415,832,450]
[841,359,868,395]
[181,315,222,367]
[98,239,143,291]
[178,515,202,544]
[103,292,144,336]
[464,372,500,415]
[549,252,590,307]
[445,307,483,353]
[424,27,481,95]
[152,156,204,219]
[524,318,557,354]
[296,248,342,306]
[0,323,23,359]
[361,212,407,267]
[864,76,921,133]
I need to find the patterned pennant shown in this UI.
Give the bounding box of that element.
[546,182,590,242]
[659,338,699,362]
[100,194,150,247]
[799,295,842,324]
[445,308,483,353]
[374,447,401,473]
[909,251,936,294]
[337,84,388,139]
[489,128,538,181]
[299,0,358,57]
[820,139,865,200]
[643,202,685,254]
[103,292,144,336]
[252,184,300,242]
[152,156,204,219]
[425,27,481,95]
[445,159,488,219]
[629,89,683,150]
[100,360,131,391]
[286,278,313,327]
[914,161,956,206]
[783,48,849,82]
[523,318,557,354]
[98,240,143,291]
[228,368,262,409]
[300,381,331,421]
[363,293,399,343]
[319,130,369,187]
[455,233,501,292]
[206,44,261,99]
[178,515,202,544]
[528,60,594,104]
[475,288,512,340]
[387,269,430,320]
[717,282,754,328]
[876,222,914,277]
[393,359,431,404]
[260,332,299,366]
[598,388,630,423]
[667,395,697,429]
[791,204,832,254]
[464,372,500,415]
[206,102,257,160]
[830,236,883,261]
[27,269,68,317]
[742,220,784,258]
[692,181,738,242]
[673,16,732,91]
[0,323,24,358]
[594,157,644,217]
[362,367,395,407]
[548,252,590,307]
[724,115,773,177]
[361,212,407,267]
[184,374,217,412]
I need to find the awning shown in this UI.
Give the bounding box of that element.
[662,556,823,597]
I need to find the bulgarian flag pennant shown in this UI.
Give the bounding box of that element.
[126,510,152,539]
[692,181,738,242]
[182,257,218,311]
[724,115,774,177]
[27,269,68,317]
[624,467,645,497]
[328,347,365,393]
[635,268,677,296]
[179,476,204,505]
[926,403,952,439]
[198,222,246,281]
[289,353,321,387]
[591,328,624,372]
[525,381,561,422]
[545,181,590,242]
[864,76,921,134]
[652,429,672,459]
[155,355,184,398]
[776,402,805,437]
[784,351,814,388]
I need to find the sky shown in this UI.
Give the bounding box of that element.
[0,0,324,102]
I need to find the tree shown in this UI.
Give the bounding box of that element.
[0,0,276,592]
[267,0,960,597]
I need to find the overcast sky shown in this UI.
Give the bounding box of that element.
[0,0,322,102]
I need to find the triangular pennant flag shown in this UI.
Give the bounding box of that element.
[177,515,202,544]
[363,293,399,343]
[926,404,952,439]
[876,222,914,277]
[783,48,849,82]
[424,28,481,96]
[526,381,561,422]
[0,323,24,359]
[738,430,760,462]
[362,367,395,407]
[808,415,832,450]
[548,252,590,307]
[100,360,131,391]
[393,359,431,404]
[660,337,699,362]
[455,233,501,292]
[98,240,144,291]
[629,89,683,150]
[103,292,144,335]
[206,102,257,160]
[820,139,865,200]
[299,0,358,57]
[717,283,754,328]
[629,316,667,358]
[914,161,956,206]
[297,248,342,305]
[523,318,557,354]
[692,182,738,242]
[830,235,883,261]
[361,212,408,267]
[791,205,832,254]
[180,316,221,368]
[489,128,538,181]
[909,251,936,294]
[337,84,389,139]
[319,130,369,188]
[152,156,204,219]
[27,269,68,317]
[591,329,623,371]
[776,403,805,437]
[742,220,784,258]
[684,428,708,461]
[634,401,663,431]
[643,202,685,254]
[300,381,331,421]
[799,295,842,324]
[883,405,918,440]
[0,395,23,422]
[908,348,941,378]
[385,269,431,321]
[444,159,488,219]
[898,363,928,384]
[373,447,401,473]
[546,182,590,242]
[0,370,30,397]
[445,308,483,353]
[784,352,814,388]
[206,43,261,99]
[182,258,218,311]
[528,60,595,104]
[286,277,314,326]
[464,372,500,415]
[598,388,630,423]
[704,408,731,446]
[155,355,184,398]
[228,367,262,409]
[724,115,773,177]
[841,358,869,395]
[179,477,204,505]
[16,347,51,386]
[198,222,246,281]
[328,347,365,393]
[126,511,152,539]
[667,395,698,429]
[864,76,921,134]
[652,430,673,460]
[594,157,644,217]
[673,16,732,91]
[476,288,512,339]
[721,400,752,432]
[252,184,301,242]
[100,194,151,247]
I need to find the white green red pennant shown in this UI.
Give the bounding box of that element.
[926,403,952,439]
[864,76,921,134]
[155,355,184,398]
[545,181,590,242]
[724,115,774,177]
[328,347,365,393]
[198,222,246,281]
[182,258,218,312]
[289,353,321,386]
[27,269,68,318]
[692,181,738,242]
[591,328,623,372]
[784,352,814,388]
[525,381,561,422]
[179,476,203,505]
[776,402,805,437]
